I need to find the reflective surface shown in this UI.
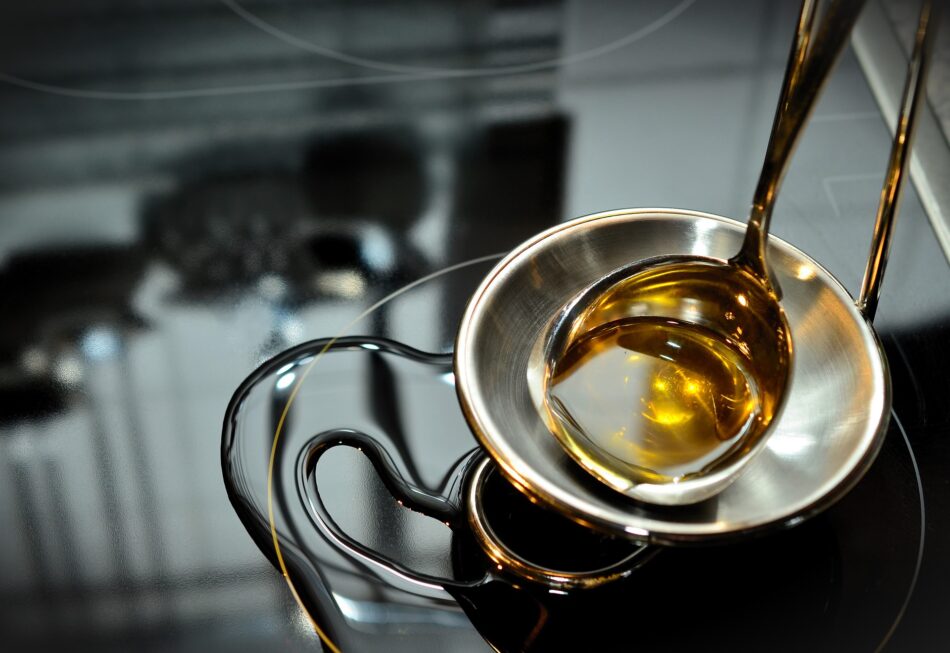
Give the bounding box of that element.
[458,209,888,532]
[221,272,922,652]
[1,0,949,651]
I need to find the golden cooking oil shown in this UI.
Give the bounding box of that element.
[542,260,790,489]
[546,316,762,481]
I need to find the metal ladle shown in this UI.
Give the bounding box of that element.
[455,0,934,538]
[536,0,926,505]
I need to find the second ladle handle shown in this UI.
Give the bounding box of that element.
[857,0,937,321]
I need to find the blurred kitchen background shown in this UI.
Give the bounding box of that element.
[1,1,948,651]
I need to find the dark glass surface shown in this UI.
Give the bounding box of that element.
[1,0,948,651]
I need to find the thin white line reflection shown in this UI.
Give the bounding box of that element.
[822,173,884,217]
[0,0,697,101]
[219,0,698,76]
[874,410,926,653]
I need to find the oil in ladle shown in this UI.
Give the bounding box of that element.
[544,261,788,488]
[548,317,759,481]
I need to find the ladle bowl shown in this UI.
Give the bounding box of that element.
[455,207,889,543]
[540,253,793,505]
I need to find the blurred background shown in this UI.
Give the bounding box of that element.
[0,1,948,651]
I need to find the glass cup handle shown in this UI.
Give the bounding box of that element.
[301,429,483,595]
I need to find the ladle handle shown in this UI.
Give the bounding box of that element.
[736,0,868,284]
[857,0,937,321]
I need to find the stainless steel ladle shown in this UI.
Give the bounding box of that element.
[536,0,925,506]
[455,0,936,534]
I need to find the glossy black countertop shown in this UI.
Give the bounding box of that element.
[1,1,948,651]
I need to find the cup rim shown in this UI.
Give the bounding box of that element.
[465,457,655,588]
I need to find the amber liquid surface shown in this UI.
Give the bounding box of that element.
[546,316,763,481]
